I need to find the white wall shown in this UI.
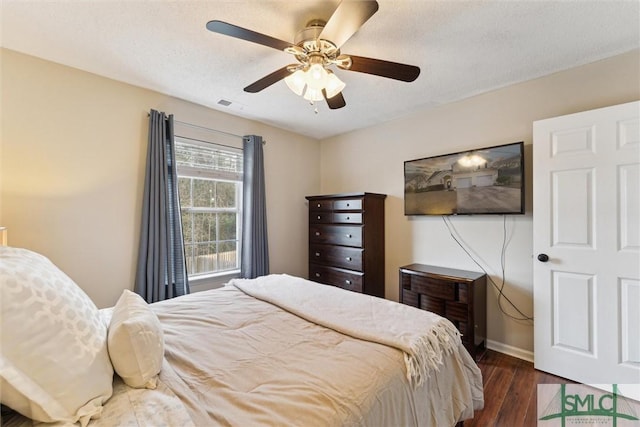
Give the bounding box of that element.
[319,50,640,356]
[0,48,320,308]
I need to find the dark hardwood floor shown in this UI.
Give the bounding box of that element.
[463,350,574,427]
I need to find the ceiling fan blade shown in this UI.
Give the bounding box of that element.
[206,20,292,51]
[244,66,293,93]
[319,0,379,48]
[340,55,420,82]
[323,90,346,110]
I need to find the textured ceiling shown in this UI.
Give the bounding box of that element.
[2,0,639,139]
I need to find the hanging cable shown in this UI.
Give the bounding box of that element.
[442,215,534,322]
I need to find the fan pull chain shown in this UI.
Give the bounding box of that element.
[308,100,319,115]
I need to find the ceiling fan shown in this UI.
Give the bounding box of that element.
[206,0,420,110]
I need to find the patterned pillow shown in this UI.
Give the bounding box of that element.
[0,247,114,425]
[108,289,164,389]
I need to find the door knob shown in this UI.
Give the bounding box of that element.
[537,253,549,262]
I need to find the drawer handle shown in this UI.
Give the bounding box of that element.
[315,232,320,236]
[346,216,350,220]
[317,215,321,220]
[346,257,352,261]
[317,203,321,208]
[345,280,351,285]
[315,252,320,257]
[315,273,321,277]
[346,203,350,207]
[346,234,352,238]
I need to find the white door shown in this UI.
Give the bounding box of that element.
[533,101,640,396]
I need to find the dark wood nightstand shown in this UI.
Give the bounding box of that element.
[399,263,487,361]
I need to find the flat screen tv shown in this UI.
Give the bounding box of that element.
[404,141,525,215]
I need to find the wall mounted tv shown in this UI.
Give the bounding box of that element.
[404,141,525,215]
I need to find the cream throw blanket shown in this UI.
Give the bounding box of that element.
[229,274,462,387]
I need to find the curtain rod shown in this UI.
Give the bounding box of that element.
[173,119,244,140]
[174,134,242,152]
[148,113,265,145]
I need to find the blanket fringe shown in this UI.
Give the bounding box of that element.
[404,320,461,388]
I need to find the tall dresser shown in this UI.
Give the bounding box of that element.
[306,192,386,297]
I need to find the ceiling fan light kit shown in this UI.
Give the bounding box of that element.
[284,69,306,96]
[285,60,346,102]
[324,71,346,99]
[206,0,420,110]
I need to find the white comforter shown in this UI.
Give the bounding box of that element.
[153,275,484,426]
[231,274,466,388]
[5,274,484,426]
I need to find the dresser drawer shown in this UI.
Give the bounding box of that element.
[409,275,456,301]
[309,244,363,271]
[332,212,362,224]
[445,301,469,322]
[310,200,333,211]
[309,211,362,224]
[309,225,363,247]
[309,264,364,293]
[458,283,469,304]
[309,211,332,224]
[333,199,362,211]
[419,295,445,317]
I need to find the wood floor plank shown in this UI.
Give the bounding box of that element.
[494,359,536,426]
[523,386,540,427]
[463,350,572,427]
[464,354,517,426]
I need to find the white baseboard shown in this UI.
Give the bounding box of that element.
[486,339,534,363]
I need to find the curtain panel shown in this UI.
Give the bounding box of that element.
[135,109,189,303]
[241,135,269,278]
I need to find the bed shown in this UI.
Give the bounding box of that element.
[0,247,483,426]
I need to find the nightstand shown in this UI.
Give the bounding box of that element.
[399,263,487,361]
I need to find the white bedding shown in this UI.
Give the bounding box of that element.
[151,276,484,426]
[1,375,193,427]
[4,275,483,426]
[231,274,465,388]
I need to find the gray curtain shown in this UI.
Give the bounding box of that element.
[241,135,269,278]
[135,109,189,302]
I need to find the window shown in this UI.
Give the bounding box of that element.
[175,138,243,277]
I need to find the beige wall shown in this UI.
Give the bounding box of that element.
[318,50,640,357]
[3,46,639,358]
[0,48,320,308]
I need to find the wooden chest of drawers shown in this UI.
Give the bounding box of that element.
[306,193,386,297]
[399,263,487,361]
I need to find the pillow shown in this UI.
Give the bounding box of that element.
[107,289,164,389]
[0,246,113,426]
